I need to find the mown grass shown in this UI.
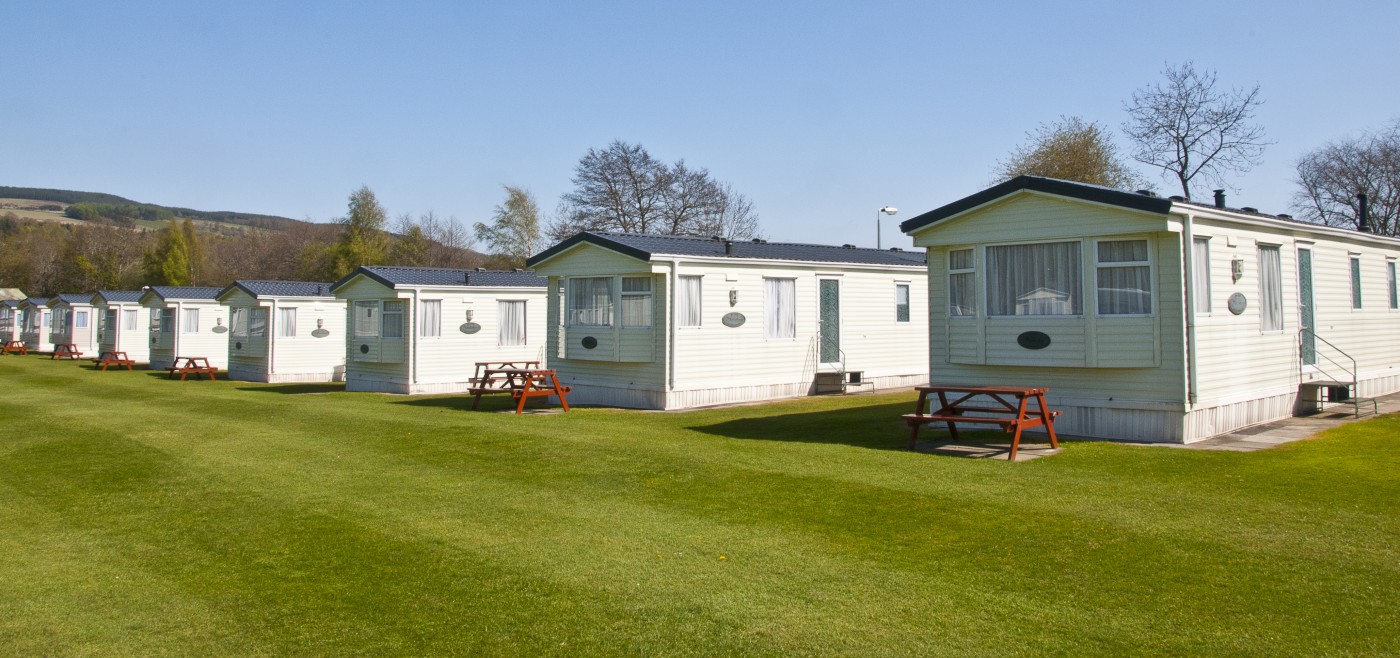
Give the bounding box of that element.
[0,356,1395,656]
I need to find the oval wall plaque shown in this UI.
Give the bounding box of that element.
[1227,293,1248,315]
[581,336,598,349]
[211,325,228,334]
[359,344,370,354]
[459,322,482,334]
[721,312,746,328]
[310,328,330,338]
[1016,331,1052,350]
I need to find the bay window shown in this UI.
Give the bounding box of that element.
[1096,239,1152,315]
[620,277,652,327]
[568,277,612,326]
[986,241,1081,316]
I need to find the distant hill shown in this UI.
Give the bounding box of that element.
[0,186,312,231]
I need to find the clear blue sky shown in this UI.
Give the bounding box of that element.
[3,0,1396,250]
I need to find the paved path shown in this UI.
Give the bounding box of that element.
[913,391,1400,461]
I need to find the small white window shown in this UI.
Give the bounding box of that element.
[42,311,52,328]
[122,309,138,331]
[1258,246,1284,332]
[181,308,200,333]
[1388,260,1397,310]
[74,311,89,329]
[1350,255,1363,310]
[382,301,405,338]
[231,308,249,337]
[354,301,378,337]
[568,277,613,326]
[1096,239,1152,315]
[677,276,702,327]
[948,248,975,317]
[763,278,796,340]
[895,284,911,322]
[250,308,268,337]
[620,277,652,328]
[1193,238,1212,314]
[498,300,527,346]
[418,300,441,338]
[278,308,297,338]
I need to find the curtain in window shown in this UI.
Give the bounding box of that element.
[568,278,612,326]
[1193,238,1212,313]
[75,311,89,329]
[1096,240,1151,315]
[764,278,796,339]
[382,301,405,338]
[895,284,910,322]
[250,308,268,337]
[354,301,377,337]
[159,309,174,333]
[1258,246,1283,331]
[182,309,200,333]
[986,242,1081,315]
[948,249,975,317]
[123,309,138,331]
[498,300,526,346]
[677,276,702,327]
[231,308,249,337]
[620,277,652,328]
[418,300,440,337]
[278,308,297,337]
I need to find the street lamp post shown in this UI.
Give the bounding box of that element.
[877,206,898,249]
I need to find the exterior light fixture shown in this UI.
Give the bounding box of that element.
[877,206,898,249]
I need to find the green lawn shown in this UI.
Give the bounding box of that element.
[0,356,1395,656]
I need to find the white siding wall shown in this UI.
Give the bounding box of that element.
[96,302,151,363]
[20,305,54,353]
[49,303,101,354]
[144,300,230,370]
[222,292,348,383]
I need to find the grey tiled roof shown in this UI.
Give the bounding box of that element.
[94,290,145,303]
[22,297,50,308]
[146,286,224,301]
[332,266,547,291]
[52,293,94,306]
[527,232,928,268]
[1,299,21,308]
[225,280,336,299]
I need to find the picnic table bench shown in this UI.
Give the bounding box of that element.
[52,343,83,360]
[167,356,217,381]
[93,351,135,371]
[1,340,27,355]
[903,385,1061,460]
[467,361,571,414]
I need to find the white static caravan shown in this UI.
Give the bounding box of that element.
[18,297,54,353]
[48,294,101,355]
[92,291,152,363]
[331,266,549,394]
[216,280,347,383]
[0,299,22,344]
[901,175,1400,444]
[140,286,230,370]
[526,232,930,410]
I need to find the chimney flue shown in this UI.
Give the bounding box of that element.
[724,240,733,255]
[1358,192,1371,233]
[1213,189,1226,209]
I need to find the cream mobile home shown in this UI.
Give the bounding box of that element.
[18,297,53,353]
[140,287,230,370]
[0,299,21,345]
[92,290,152,363]
[217,280,347,383]
[48,294,100,355]
[331,266,548,394]
[901,175,1400,444]
[526,232,930,409]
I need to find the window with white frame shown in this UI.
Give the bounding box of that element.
[986,241,1081,316]
[354,301,377,337]
[567,277,613,326]
[250,308,268,337]
[677,276,702,327]
[74,310,89,329]
[382,301,405,338]
[895,283,911,322]
[122,309,138,331]
[1096,239,1152,315]
[620,277,652,328]
[1193,237,1212,313]
[1350,255,1363,309]
[1258,245,1284,331]
[231,308,249,337]
[763,277,796,339]
[278,308,297,338]
[418,300,441,337]
[1388,260,1397,310]
[181,308,199,333]
[948,248,975,317]
[498,300,526,346]
[42,311,51,328]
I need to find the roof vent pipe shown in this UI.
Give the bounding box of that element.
[1213,189,1226,209]
[1358,192,1371,233]
[724,240,733,255]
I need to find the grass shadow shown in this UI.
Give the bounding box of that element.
[686,400,918,452]
[236,383,346,395]
[393,394,564,414]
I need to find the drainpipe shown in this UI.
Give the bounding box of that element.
[1181,213,1199,406]
[662,257,681,393]
[409,288,419,388]
[267,298,277,378]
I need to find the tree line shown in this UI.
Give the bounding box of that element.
[992,61,1399,236]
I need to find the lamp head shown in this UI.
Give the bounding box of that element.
[880,206,898,216]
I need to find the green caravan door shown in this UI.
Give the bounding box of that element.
[1298,248,1315,365]
[819,279,840,364]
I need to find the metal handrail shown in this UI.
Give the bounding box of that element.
[1299,327,1357,385]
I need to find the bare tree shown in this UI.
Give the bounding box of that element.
[417,211,481,269]
[993,116,1143,189]
[1123,62,1269,200]
[1293,122,1400,236]
[693,183,760,240]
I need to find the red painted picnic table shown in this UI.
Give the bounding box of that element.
[903,385,1061,460]
[2,340,27,355]
[168,356,217,381]
[467,361,571,414]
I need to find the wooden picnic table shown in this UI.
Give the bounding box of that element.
[903,385,1060,460]
[52,343,83,360]
[1,340,27,355]
[93,351,135,371]
[467,361,571,414]
[167,356,217,381]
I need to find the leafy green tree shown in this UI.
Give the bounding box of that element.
[181,218,205,284]
[330,186,390,279]
[389,216,431,267]
[142,219,192,285]
[993,116,1143,189]
[474,186,542,267]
